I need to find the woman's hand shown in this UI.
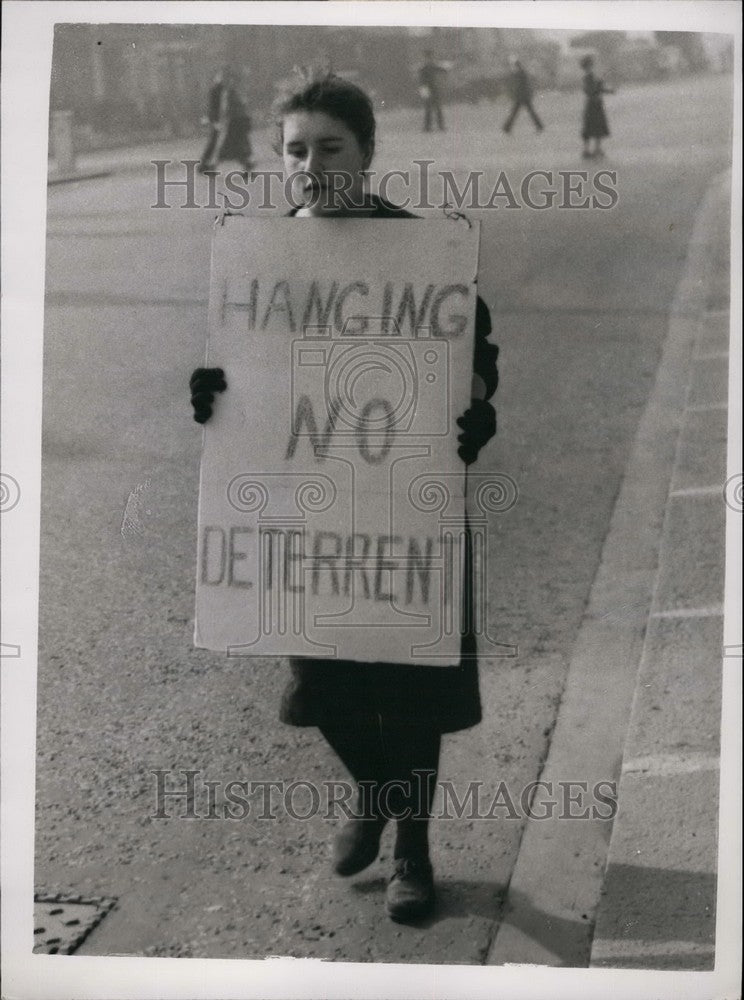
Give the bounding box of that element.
[456,399,496,466]
[190,367,227,423]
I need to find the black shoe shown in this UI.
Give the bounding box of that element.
[332,817,386,877]
[386,857,436,922]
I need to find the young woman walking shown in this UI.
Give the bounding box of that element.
[580,54,614,159]
[190,72,499,923]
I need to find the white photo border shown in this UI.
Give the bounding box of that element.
[1,2,741,998]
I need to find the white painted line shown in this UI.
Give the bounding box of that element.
[686,402,728,411]
[592,939,715,961]
[669,486,722,498]
[651,606,724,619]
[622,753,720,777]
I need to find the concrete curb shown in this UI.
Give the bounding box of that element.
[45,130,272,182]
[486,171,728,967]
[48,169,112,185]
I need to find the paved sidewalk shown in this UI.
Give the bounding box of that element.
[486,169,734,970]
[48,136,210,183]
[590,171,733,971]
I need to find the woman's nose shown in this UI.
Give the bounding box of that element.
[304,148,323,176]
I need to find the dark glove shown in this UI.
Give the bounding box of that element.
[190,367,227,424]
[456,398,496,466]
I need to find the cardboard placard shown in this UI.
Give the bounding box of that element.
[195,217,480,665]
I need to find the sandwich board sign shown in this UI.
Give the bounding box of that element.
[195,216,480,665]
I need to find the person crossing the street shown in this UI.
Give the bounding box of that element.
[198,65,254,178]
[418,49,449,133]
[502,56,544,134]
[580,54,615,159]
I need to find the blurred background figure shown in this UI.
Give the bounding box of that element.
[198,65,253,176]
[502,56,544,134]
[418,49,450,132]
[580,54,615,158]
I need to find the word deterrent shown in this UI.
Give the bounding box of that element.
[199,525,463,606]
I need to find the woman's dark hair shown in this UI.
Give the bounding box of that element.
[271,69,376,160]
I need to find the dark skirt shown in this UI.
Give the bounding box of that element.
[279,524,481,734]
[582,98,609,140]
[280,631,480,734]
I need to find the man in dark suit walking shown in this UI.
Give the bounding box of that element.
[419,50,448,133]
[503,57,544,134]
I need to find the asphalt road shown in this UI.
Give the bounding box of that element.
[34,73,732,963]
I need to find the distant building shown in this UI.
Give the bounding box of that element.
[654,31,709,72]
[49,23,728,151]
[50,23,433,149]
[50,24,228,146]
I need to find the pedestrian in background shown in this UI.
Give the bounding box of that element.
[580,54,614,158]
[198,66,254,178]
[190,69,499,924]
[418,49,449,132]
[502,57,544,134]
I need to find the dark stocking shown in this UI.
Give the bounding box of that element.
[319,720,387,821]
[320,720,442,859]
[377,726,441,860]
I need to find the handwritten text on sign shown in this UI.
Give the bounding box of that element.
[195,217,480,665]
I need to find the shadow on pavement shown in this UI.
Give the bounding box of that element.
[596,861,716,944]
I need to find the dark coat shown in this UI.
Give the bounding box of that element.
[509,65,533,104]
[280,196,499,734]
[582,72,610,140]
[419,61,446,100]
[206,82,252,163]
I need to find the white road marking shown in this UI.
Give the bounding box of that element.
[669,486,722,497]
[592,939,715,960]
[622,753,720,777]
[651,606,724,619]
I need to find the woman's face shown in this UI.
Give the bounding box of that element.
[282,110,372,215]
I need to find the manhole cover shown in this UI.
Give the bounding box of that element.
[34,893,117,954]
